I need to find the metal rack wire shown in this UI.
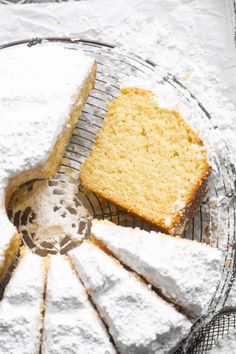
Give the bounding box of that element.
[177,307,236,353]
[1,37,236,353]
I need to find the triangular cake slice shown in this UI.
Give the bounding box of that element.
[42,254,116,354]
[91,219,222,318]
[0,248,47,353]
[0,43,96,280]
[80,87,210,235]
[69,241,191,354]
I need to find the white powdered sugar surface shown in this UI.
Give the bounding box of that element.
[91,220,222,318]
[0,1,234,162]
[0,250,46,354]
[0,43,94,267]
[209,328,236,354]
[9,178,91,253]
[0,43,94,198]
[225,278,236,308]
[69,241,192,354]
[42,255,115,354]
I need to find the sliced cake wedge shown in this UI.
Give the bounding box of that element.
[0,43,96,281]
[80,87,210,235]
[42,254,116,354]
[0,248,47,354]
[69,241,191,354]
[91,219,222,318]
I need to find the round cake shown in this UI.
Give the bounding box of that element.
[0,42,224,354]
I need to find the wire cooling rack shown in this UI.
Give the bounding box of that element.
[177,307,236,353]
[1,37,236,353]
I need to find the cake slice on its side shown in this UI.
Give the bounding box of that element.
[80,87,210,235]
[42,255,116,354]
[0,43,96,281]
[0,248,47,354]
[91,219,222,318]
[69,241,191,354]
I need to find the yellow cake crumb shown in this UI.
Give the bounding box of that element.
[80,87,210,235]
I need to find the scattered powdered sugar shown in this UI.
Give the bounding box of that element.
[0,1,235,344]
[0,43,94,201]
[118,68,235,255]
[0,1,235,162]
[9,176,92,255]
[120,73,229,171]
[91,220,223,319]
[42,254,116,354]
[109,1,236,165]
[0,42,94,261]
[164,216,172,227]
[69,241,192,354]
[225,278,236,307]
[208,328,236,353]
[0,250,46,354]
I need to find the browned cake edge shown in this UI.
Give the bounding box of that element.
[1,62,97,283]
[80,86,211,236]
[80,154,211,237]
[169,166,211,235]
[5,62,97,209]
[80,166,210,236]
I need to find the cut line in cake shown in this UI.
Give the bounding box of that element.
[69,241,192,354]
[42,254,116,354]
[91,219,222,318]
[0,248,47,353]
[0,38,232,354]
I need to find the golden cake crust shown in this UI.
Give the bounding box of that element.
[80,87,211,235]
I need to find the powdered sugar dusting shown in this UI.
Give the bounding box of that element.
[0,43,94,261]
[0,43,94,200]
[69,241,191,354]
[91,220,222,318]
[209,328,236,353]
[9,177,92,254]
[0,250,46,354]
[0,1,234,348]
[42,255,116,354]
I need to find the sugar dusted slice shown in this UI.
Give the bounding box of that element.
[69,241,191,354]
[0,43,96,281]
[42,255,116,354]
[0,249,46,353]
[91,219,222,318]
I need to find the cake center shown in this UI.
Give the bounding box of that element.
[7,175,92,255]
